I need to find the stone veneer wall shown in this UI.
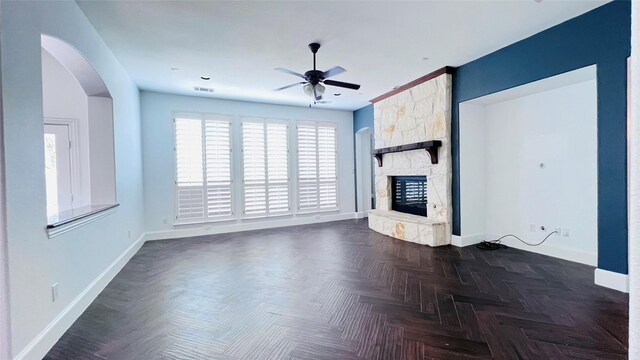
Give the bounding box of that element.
[370,73,453,244]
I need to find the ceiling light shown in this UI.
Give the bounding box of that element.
[200,75,211,80]
[421,57,430,61]
[303,83,325,98]
[170,67,179,71]
[334,93,341,96]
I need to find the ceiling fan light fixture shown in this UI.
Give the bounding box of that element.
[303,83,325,98]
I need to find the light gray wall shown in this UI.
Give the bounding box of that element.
[460,79,598,265]
[141,91,356,233]
[0,1,145,356]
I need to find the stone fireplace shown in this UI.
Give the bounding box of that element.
[368,68,453,246]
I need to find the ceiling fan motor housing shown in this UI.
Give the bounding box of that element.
[304,70,324,85]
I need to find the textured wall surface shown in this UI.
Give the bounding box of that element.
[369,74,452,245]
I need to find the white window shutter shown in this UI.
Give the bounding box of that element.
[266,122,289,213]
[242,121,267,215]
[297,122,338,211]
[241,118,290,216]
[175,114,232,222]
[204,116,232,217]
[318,125,338,208]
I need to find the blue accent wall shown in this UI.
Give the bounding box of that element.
[452,1,631,274]
[353,104,374,210]
[353,103,374,133]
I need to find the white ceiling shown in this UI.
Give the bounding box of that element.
[76,0,609,111]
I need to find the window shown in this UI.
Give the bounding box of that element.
[174,114,232,222]
[41,35,117,231]
[297,122,338,211]
[241,118,290,216]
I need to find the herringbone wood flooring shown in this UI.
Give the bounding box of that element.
[45,219,628,359]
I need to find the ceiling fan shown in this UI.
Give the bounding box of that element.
[274,43,361,101]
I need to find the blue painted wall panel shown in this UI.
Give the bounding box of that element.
[353,104,374,133]
[451,1,631,273]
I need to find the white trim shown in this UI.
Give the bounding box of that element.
[594,268,629,293]
[14,232,146,360]
[46,206,118,238]
[451,233,484,247]
[44,117,81,209]
[484,232,597,266]
[146,212,358,241]
[354,212,368,219]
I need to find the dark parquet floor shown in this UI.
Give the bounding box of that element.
[45,219,628,360]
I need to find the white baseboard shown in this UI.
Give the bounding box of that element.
[594,268,629,293]
[146,212,359,241]
[499,238,597,266]
[354,212,368,219]
[14,233,146,360]
[451,233,484,247]
[482,232,597,266]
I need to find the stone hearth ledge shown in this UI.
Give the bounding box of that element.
[368,209,448,247]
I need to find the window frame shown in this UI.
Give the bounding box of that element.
[44,118,83,212]
[172,111,235,225]
[239,116,292,219]
[295,120,340,213]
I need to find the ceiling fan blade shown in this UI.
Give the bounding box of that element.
[274,82,305,91]
[323,66,346,79]
[275,67,306,79]
[324,79,361,90]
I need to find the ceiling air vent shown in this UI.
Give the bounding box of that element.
[194,86,214,93]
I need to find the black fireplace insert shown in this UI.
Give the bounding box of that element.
[391,176,427,216]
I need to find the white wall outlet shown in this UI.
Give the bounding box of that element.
[529,223,536,232]
[562,227,570,237]
[52,283,59,302]
[128,230,131,239]
[554,227,562,235]
[162,218,168,224]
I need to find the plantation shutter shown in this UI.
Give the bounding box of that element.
[204,115,232,217]
[175,114,232,222]
[317,125,338,208]
[297,122,338,211]
[175,117,205,220]
[241,118,290,216]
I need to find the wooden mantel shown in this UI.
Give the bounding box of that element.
[370,66,455,103]
[372,141,442,167]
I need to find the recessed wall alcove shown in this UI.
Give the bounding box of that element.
[41,35,117,233]
[458,65,598,265]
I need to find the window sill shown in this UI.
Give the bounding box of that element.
[47,204,119,238]
[173,209,340,227]
[296,207,340,215]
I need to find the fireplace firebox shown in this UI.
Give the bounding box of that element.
[391,176,427,217]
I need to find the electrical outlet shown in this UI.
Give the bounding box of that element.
[52,283,59,302]
[128,230,131,239]
[562,228,570,237]
[554,227,561,235]
[529,224,536,232]
[163,218,168,224]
